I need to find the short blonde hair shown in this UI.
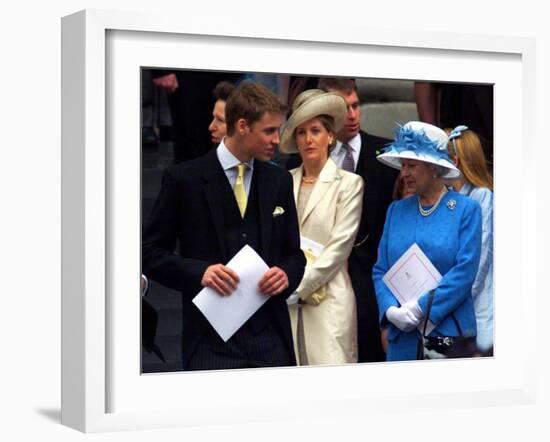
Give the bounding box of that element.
[445,128,493,191]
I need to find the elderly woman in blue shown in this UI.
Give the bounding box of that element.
[373,121,482,361]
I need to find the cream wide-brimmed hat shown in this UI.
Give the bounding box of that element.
[376,121,460,179]
[279,89,347,154]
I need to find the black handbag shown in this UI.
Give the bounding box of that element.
[416,289,477,359]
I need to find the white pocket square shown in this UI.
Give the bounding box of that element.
[272,206,285,217]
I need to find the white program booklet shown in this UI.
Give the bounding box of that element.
[382,243,441,335]
[192,245,270,342]
[300,235,324,258]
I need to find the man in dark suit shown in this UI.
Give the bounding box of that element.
[287,78,398,362]
[143,82,306,371]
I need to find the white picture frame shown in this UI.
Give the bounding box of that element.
[61,9,537,433]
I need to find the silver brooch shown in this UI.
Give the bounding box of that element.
[447,199,457,210]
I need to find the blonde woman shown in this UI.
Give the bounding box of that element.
[446,126,493,352]
[280,90,363,365]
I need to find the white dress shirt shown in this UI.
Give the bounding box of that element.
[216,138,255,197]
[330,133,361,172]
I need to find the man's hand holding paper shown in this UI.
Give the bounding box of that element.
[201,264,240,296]
[193,245,284,342]
[258,266,289,296]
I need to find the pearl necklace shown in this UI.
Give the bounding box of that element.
[418,187,448,217]
[301,176,317,184]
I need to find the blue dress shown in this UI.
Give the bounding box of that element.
[459,182,493,351]
[372,189,482,361]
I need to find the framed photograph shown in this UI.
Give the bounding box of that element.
[62,9,537,433]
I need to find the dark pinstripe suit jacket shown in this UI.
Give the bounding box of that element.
[142,150,305,369]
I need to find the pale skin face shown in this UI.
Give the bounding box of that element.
[329,89,361,143]
[295,117,334,171]
[208,100,227,144]
[228,111,282,162]
[400,158,439,201]
[396,175,415,199]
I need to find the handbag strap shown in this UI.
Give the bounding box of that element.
[451,313,463,336]
[416,290,435,360]
[421,290,463,337]
[422,289,436,338]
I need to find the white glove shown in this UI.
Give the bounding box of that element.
[286,291,300,305]
[403,300,423,322]
[386,304,422,332]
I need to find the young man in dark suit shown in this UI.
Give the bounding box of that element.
[142,82,306,371]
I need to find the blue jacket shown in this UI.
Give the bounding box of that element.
[459,182,493,351]
[373,189,482,361]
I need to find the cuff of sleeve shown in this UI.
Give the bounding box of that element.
[378,298,399,326]
[286,292,300,305]
[408,299,423,318]
[417,292,428,312]
[299,285,327,305]
[417,291,438,323]
[141,274,149,296]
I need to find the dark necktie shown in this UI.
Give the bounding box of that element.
[341,143,355,172]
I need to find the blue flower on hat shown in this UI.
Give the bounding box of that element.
[382,124,452,163]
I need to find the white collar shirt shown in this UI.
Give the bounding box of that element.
[216,138,255,197]
[330,133,362,172]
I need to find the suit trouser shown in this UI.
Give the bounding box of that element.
[349,259,386,363]
[186,319,293,371]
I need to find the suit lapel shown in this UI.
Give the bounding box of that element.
[255,162,275,259]
[201,151,229,262]
[356,131,369,177]
[291,166,302,203]
[299,159,338,227]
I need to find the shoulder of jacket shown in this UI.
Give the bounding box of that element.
[258,161,294,187]
[360,130,392,146]
[469,186,493,202]
[164,160,198,181]
[449,192,483,217]
[343,170,364,189]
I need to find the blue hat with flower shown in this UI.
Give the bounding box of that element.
[376,121,460,179]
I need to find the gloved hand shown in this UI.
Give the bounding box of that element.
[386,304,422,332]
[403,300,423,322]
[286,291,300,305]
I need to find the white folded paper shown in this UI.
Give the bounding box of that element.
[382,243,441,335]
[300,235,324,258]
[192,245,270,342]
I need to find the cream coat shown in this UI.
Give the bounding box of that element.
[289,158,363,365]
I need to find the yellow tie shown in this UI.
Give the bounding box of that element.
[234,163,247,217]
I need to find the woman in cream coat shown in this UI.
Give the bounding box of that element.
[280,89,364,365]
